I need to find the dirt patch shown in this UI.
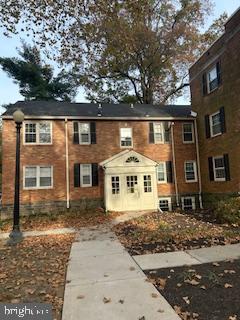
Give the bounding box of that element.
[145,259,240,320]
[0,234,75,320]
[113,212,240,255]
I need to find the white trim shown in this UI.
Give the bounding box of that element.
[153,122,164,144]
[157,162,167,183]
[182,122,194,144]
[171,123,179,206]
[210,111,222,138]
[184,161,198,183]
[159,197,172,211]
[181,196,196,210]
[213,156,226,182]
[120,127,133,148]
[23,165,53,190]
[80,164,92,187]
[194,118,203,209]
[23,121,52,145]
[65,119,70,208]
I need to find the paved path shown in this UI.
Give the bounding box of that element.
[62,225,180,320]
[133,243,240,270]
[0,227,76,240]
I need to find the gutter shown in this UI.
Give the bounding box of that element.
[171,122,179,207]
[194,117,203,209]
[65,118,70,209]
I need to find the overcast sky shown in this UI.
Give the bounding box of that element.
[0,0,239,112]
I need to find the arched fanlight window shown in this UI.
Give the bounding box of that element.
[126,156,140,163]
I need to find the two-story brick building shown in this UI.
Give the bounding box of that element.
[189,7,240,207]
[1,101,201,217]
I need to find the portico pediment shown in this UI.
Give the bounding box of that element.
[100,150,158,168]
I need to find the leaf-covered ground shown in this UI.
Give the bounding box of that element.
[0,210,120,232]
[145,259,240,320]
[0,234,75,320]
[113,212,240,255]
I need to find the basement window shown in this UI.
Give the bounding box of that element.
[181,197,196,210]
[159,198,172,211]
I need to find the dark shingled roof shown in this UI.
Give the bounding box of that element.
[3,101,193,119]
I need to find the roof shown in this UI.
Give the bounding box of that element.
[2,100,193,120]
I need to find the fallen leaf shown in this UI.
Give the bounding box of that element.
[200,285,206,290]
[185,279,200,286]
[118,299,124,304]
[129,267,135,271]
[158,309,164,313]
[183,296,190,304]
[77,295,85,299]
[139,317,145,320]
[224,283,233,288]
[151,293,158,298]
[212,262,220,267]
[103,297,111,303]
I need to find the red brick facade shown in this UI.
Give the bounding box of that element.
[189,8,240,206]
[1,118,199,215]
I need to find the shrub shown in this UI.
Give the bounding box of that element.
[214,197,240,225]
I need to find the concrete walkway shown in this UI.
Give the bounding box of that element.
[0,227,76,240]
[62,225,180,320]
[133,243,240,270]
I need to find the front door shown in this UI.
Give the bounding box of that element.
[125,175,140,210]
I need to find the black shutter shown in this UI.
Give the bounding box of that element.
[216,61,222,85]
[149,122,154,143]
[224,154,231,181]
[208,157,214,181]
[74,163,80,187]
[73,122,79,144]
[90,122,96,144]
[205,115,210,138]
[164,129,170,143]
[220,106,226,133]
[202,72,207,95]
[91,163,99,186]
[166,161,173,183]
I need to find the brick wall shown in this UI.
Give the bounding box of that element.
[2,118,198,214]
[189,9,240,204]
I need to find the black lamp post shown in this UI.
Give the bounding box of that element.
[8,109,25,245]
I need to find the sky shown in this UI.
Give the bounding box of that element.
[0,0,239,113]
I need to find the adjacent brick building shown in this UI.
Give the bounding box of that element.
[1,101,201,217]
[189,7,240,207]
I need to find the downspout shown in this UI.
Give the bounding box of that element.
[171,122,180,207]
[194,117,203,209]
[65,118,70,209]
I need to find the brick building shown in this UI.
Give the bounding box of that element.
[1,101,201,217]
[189,7,240,207]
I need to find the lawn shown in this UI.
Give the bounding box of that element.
[113,211,240,255]
[0,234,75,320]
[146,259,240,320]
[0,210,120,233]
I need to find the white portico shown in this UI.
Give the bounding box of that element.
[100,150,159,212]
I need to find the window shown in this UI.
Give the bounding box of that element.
[181,197,196,210]
[183,123,194,143]
[157,162,167,183]
[144,175,152,193]
[210,111,221,137]
[159,198,172,211]
[120,128,132,147]
[207,66,218,93]
[112,176,120,194]
[185,161,197,182]
[149,122,170,144]
[79,123,91,144]
[24,166,53,189]
[126,156,140,163]
[213,156,226,181]
[24,122,52,144]
[153,123,164,143]
[126,175,137,193]
[80,164,92,187]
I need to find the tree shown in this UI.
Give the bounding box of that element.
[0,0,228,104]
[0,42,78,102]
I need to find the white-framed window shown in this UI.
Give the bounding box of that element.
[185,161,197,182]
[183,123,194,143]
[159,197,172,211]
[207,65,218,93]
[111,176,120,194]
[126,175,137,193]
[143,175,152,193]
[157,162,167,183]
[153,123,164,143]
[210,111,221,137]
[80,164,92,187]
[79,123,91,144]
[213,156,226,181]
[181,196,196,210]
[24,166,53,189]
[24,121,52,144]
[120,128,132,147]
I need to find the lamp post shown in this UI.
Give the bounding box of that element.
[8,109,25,244]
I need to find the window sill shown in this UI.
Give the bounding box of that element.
[185,180,198,183]
[23,143,53,146]
[183,141,194,144]
[23,186,53,190]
